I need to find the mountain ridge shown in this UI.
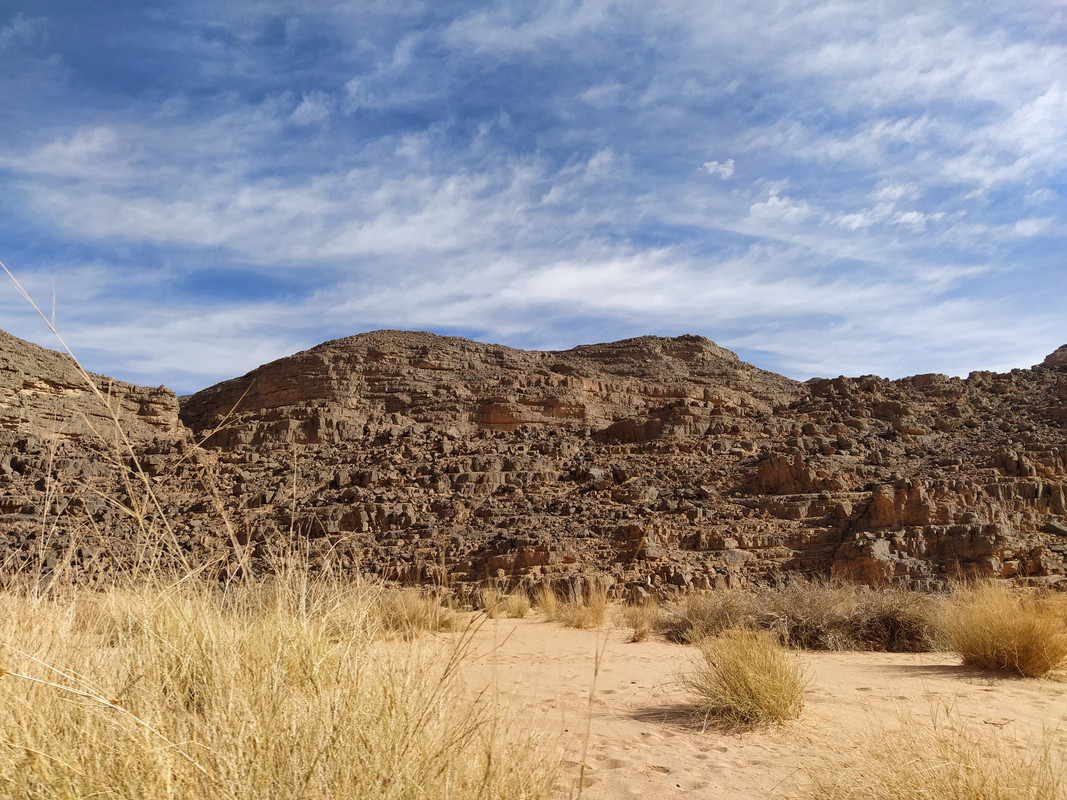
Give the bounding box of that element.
[2,327,1066,596]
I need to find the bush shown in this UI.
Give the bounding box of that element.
[680,628,807,730]
[479,587,531,619]
[754,581,937,652]
[618,598,666,642]
[536,583,608,629]
[661,590,758,643]
[938,583,1067,678]
[662,582,937,652]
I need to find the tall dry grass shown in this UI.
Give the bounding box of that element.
[0,574,559,800]
[479,586,532,619]
[937,582,1067,678]
[536,583,608,629]
[680,628,808,731]
[801,706,1065,800]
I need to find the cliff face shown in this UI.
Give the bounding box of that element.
[0,329,180,443]
[3,327,1066,596]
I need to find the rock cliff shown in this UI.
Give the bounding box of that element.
[2,328,1066,596]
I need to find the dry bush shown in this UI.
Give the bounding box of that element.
[662,590,759,643]
[479,587,506,618]
[801,706,1065,800]
[618,598,667,642]
[680,628,807,730]
[537,583,608,629]
[504,588,531,618]
[377,586,457,639]
[533,585,559,618]
[938,583,1067,678]
[0,577,559,800]
[753,581,938,652]
[478,587,531,619]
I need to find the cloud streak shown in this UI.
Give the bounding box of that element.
[0,0,1063,394]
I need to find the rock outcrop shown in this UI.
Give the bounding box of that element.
[2,328,1066,596]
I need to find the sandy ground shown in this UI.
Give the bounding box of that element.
[456,614,1067,799]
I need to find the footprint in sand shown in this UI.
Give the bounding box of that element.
[648,765,671,774]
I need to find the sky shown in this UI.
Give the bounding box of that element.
[1,1,1065,395]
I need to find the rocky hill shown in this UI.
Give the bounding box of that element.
[2,328,1066,597]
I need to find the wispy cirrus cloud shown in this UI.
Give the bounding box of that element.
[0,0,1063,394]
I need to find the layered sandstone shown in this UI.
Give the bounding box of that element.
[2,328,1066,596]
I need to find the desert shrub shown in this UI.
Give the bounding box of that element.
[377,586,457,639]
[479,587,531,619]
[619,597,666,642]
[661,590,759,643]
[533,585,559,618]
[503,588,531,618]
[479,587,506,618]
[680,628,807,730]
[753,581,938,652]
[937,583,1067,678]
[655,582,939,651]
[537,583,608,629]
[801,706,1065,800]
[0,576,558,800]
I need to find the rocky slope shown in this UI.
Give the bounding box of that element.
[2,328,1066,596]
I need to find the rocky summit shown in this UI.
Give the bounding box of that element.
[2,328,1066,598]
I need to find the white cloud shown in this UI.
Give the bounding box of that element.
[1012,218,1052,237]
[289,90,335,125]
[702,159,734,179]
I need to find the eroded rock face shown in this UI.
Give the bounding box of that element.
[3,328,1066,596]
[1,329,180,443]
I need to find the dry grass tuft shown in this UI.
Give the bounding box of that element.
[937,583,1067,678]
[479,587,531,619]
[680,628,807,730]
[662,590,758,643]
[377,586,457,639]
[619,598,667,642]
[0,575,558,800]
[503,588,532,618]
[801,706,1065,800]
[537,583,609,629]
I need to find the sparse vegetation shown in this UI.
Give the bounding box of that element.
[478,586,531,619]
[937,582,1067,678]
[619,597,666,642]
[661,581,938,652]
[801,706,1066,800]
[661,589,758,643]
[0,575,559,800]
[536,583,609,629]
[680,628,807,730]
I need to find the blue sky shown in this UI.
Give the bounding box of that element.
[1,1,1065,394]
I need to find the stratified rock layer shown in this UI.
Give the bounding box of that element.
[3,328,1066,596]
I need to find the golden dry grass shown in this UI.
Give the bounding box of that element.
[618,598,667,642]
[538,583,609,630]
[0,575,559,800]
[479,587,532,619]
[801,706,1066,800]
[680,628,808,730]
[937,583,1067,678]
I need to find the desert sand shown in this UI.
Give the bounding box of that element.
[457,616,1067,799]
